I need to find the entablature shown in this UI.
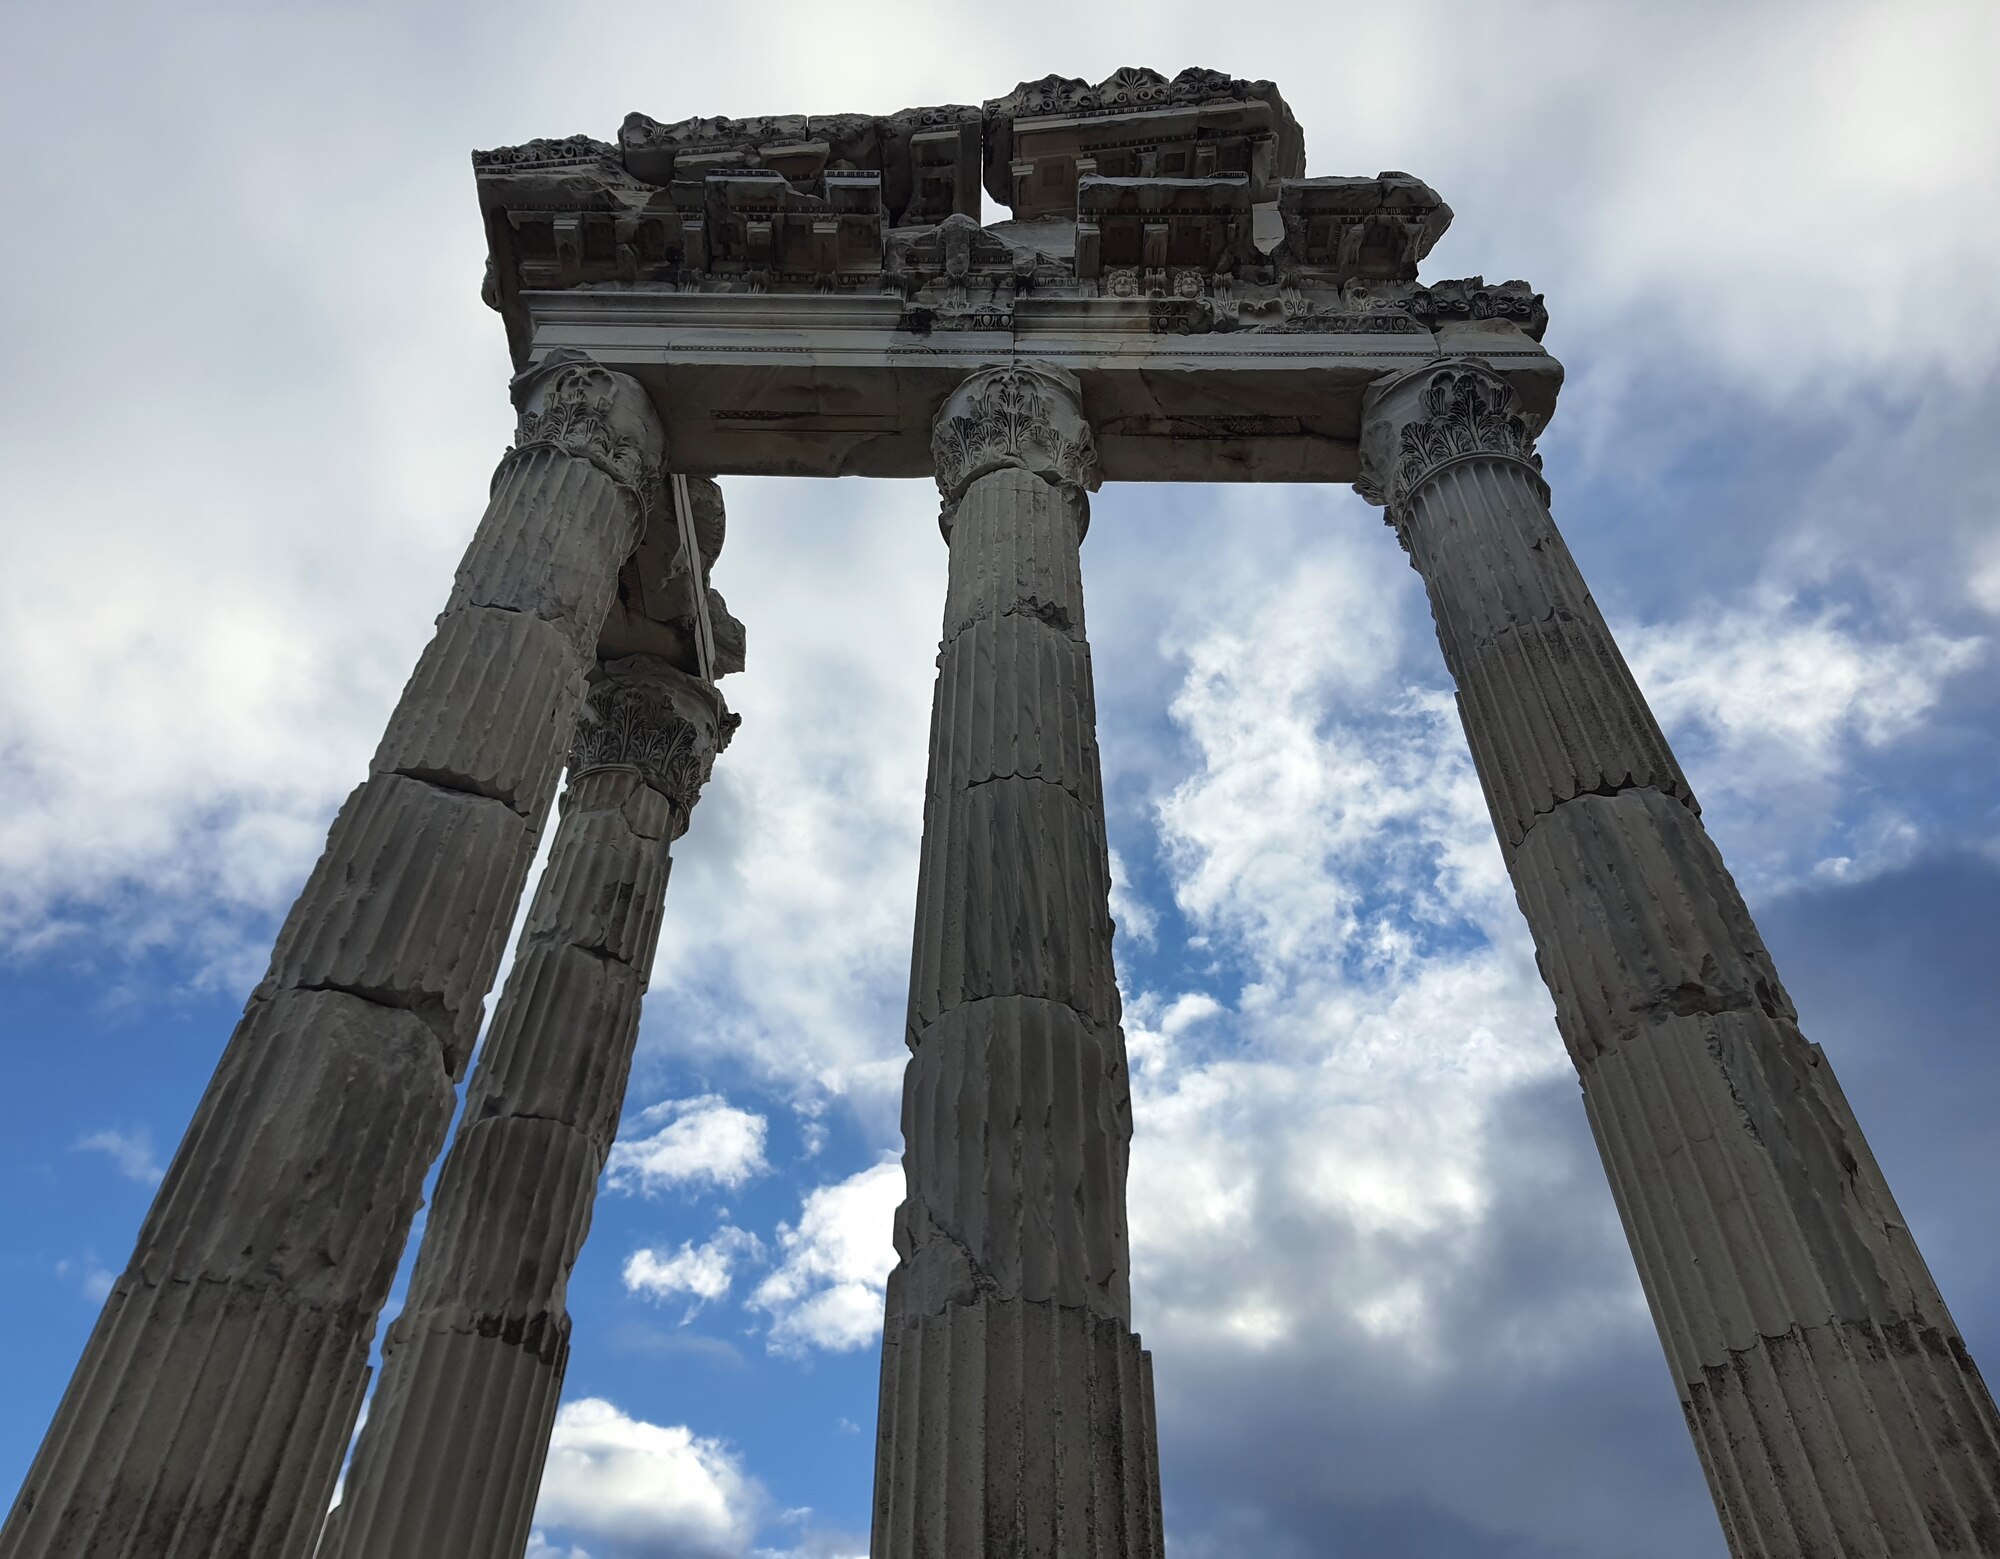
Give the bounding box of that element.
[473,68,1559,488]
[512,288,1559,486]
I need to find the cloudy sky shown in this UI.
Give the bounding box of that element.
[5,3,1999,1556]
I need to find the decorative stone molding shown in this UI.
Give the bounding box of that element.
[473,134,617,171]
[506,348,667,516]
[931,363,1100,522]
[987,65,1280,122]
[1273,173,1453,282]
[1355,358,1544,513]
[983,67,1302,220]
[569,655,735,819]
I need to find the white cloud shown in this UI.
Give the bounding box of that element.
[1629,595,1982,783]
[1154,512,1506,982]
[1127,532,1574,1362]
[753,1547,867,1559]
[606,1097,769,1196]
[71,1128,164,1185]
[1557,1,2000,391]
[749,1508,870,1559]
[1623,592,1984,884]
[534,1398,759,1559]
[1107,844,1158,949]
[525,1534,592,1559]
[624,1226,763,1319]
[749,1161,903,1356]
[1088,517,1707,1550]
[53,1256,116,1304]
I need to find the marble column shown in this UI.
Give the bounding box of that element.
[1357,359,2000,1558]
[0,350,662,1559]
[872,364,1164,1559]
[320,655,731,1559]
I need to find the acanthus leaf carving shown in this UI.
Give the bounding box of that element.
[1361,364,1543,518]
[567,659,734,818]
[930,365,1100,521]
[505,354,665,519]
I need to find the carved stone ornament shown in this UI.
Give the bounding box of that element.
[931,363,1100,519]
[983,66,1296,134]
[472,134,617,171]
[505,348,667,516]
[568,655,736,818]
[1355,359,1543,512]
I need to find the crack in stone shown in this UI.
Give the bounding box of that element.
[118,1270,373,1315]
[547,936,638,972]
[385,762,537,818]
[909,992,1122,1052]
[1512,779,1699,848]
[1686,1313,1960,1375]
[942,597,1083,647]
[386,1305,568,1362]
[471,1102,591,1133]
[287,979,466,1066]
[1007,596,1074,633]
[912,1197,1005,1304]
[956,768,1091,804]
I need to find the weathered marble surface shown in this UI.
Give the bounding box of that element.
[1358,360,2000,1559]
[0,351,661,1559]
[874,366,1162,1559]
[472,68,1551,483]
[321,474,737,1559]
[322,662,732,1559]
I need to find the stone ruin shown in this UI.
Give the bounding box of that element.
[5,65,1998,1559]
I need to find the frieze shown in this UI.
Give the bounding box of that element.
[1406,277,1548,338]
[887,214,1029,328]
[900,305,1014,333]
[1255,310,1421,336]
[1148,297,1424,336]
[1137,274,1543,338]
[885,214,1025,293]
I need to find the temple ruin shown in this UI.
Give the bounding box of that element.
[4,65,1998,1559]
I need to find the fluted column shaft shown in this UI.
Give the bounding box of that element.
[0,350,663,1559]
[319,658,731,1559]
[872,364,1163,1559]
[1359,360,2000,1558]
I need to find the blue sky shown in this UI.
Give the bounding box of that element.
[4,4,1999,1556]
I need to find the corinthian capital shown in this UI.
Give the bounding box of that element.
[1356,359,1543,513]
[568,655,736,823]
[508,348,667,515]
[931,362,1100,522]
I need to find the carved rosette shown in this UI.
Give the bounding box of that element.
[568,656,735,821]
[1355,359,1545,518]
[931,362,1100,528]
[503,348,667,519]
